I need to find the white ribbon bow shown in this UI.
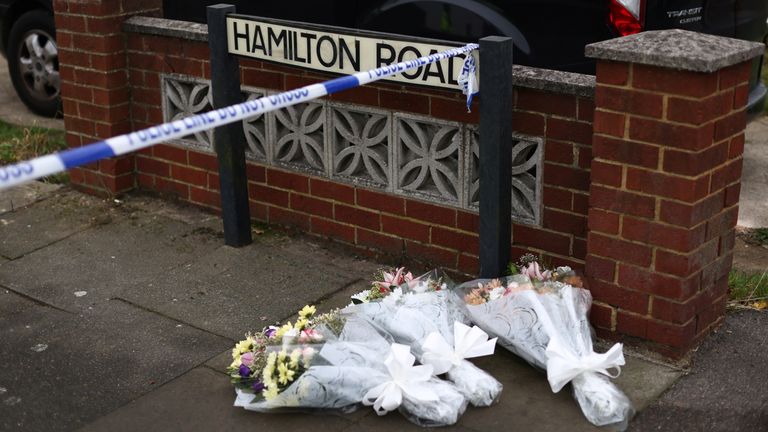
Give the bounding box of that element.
[545,338,625,393]
[421,321,497,375]
[362,343,439,415]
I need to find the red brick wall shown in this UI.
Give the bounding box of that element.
[123,32,594,276]
[57,10,757,356]
[586,59,749,356]
[54,0,162,195]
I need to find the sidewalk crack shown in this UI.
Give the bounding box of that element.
[2,224,95,261]
[0,284,75,314]
[110,296,234,341]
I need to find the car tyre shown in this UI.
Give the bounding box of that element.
[7,10,61,117]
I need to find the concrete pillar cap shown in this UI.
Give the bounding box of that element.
[586,29,764,73]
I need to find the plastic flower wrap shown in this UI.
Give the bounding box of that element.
[455,258,634,430]
[230,309,468,426]
[345,269,503,407]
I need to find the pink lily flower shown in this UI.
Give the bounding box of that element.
[374,267,413,291]
[522,261,545,281]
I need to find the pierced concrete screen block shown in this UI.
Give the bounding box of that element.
[468,127,542,225]
[242,90,268,162]
[161,74,543,226]
[330,103,391,188]
[162,74,213,151]
[273,101,327,174]
[395,114,463,205]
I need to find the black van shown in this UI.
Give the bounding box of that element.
[164,0,768,114]
[1,0,767,117]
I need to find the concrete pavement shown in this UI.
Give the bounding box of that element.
[0,53,766,432]
[738,116,768,228]
[0,186,683,431]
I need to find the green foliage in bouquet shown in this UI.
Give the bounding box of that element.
[313,308,346,336]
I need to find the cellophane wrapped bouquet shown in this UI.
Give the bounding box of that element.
[345,268,503,407]
[228,305,468,426]
[456,255,634,429]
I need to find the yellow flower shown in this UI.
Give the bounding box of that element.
[298,305,316,318]
[289,349,301,368]
[275,322,293,339]
[277,361,296,385]
[294,318,308,331]
[263,386,279,400]
[234,337,254,355]
[263,352,277,383]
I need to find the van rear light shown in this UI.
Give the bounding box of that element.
[608,0,644,36]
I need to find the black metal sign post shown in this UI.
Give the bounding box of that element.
[479,36,514,278]
[207,4,252,247]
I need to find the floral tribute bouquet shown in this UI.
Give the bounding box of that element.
[345,268,503,407]
[456,254,634,429]
[229,305,468,426]
[349,267,416,304]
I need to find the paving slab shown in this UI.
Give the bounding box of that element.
[0,189,108,259]
[611,356,682,412]
[115,234,379,340]
[739,116,768,228]
[0,209,222,312]
[0,181,60,215]
[0,287,40,317]
[0,297,230,432]
[84,336,679,432]
[77,367,357,432]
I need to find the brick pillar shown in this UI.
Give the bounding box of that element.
[584,30,764,357]
[54,0,161,195]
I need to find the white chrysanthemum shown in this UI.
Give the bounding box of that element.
[382,287,403,305]
[410,281,430,293]
[350,290,371,303]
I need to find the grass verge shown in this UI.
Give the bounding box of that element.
[728,270,768,310]
[0,120,67,183]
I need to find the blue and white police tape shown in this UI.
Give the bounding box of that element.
[0,43,479,190]
[457,51,479,112]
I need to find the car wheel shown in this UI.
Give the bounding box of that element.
[7,10,61,117]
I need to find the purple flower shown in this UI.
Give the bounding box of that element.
[252,380,265,392]
[238,364,251,378]
[264,326,278,338]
